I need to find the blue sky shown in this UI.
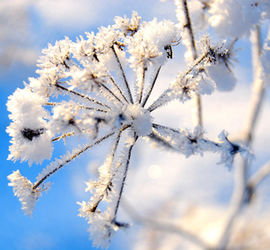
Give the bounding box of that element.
[1,1,270,249]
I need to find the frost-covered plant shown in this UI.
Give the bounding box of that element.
[6,0,270,248]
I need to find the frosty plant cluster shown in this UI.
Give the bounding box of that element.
[7,9,255,247]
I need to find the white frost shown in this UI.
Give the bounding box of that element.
[8,170,41,216]
[124,104,152,136]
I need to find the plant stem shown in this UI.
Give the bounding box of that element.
[112,133,137,220]
[55,82,111,109]
[138,65,146,104]
[180,0,202,128]
[108,75,129,103]
[142,66,161,107]
[217,25,265,250]
[111,45,134,103]
[33,130,116,190]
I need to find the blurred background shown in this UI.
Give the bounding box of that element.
[0,0,270,249]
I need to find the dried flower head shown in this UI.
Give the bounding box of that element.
[6,12,249,247]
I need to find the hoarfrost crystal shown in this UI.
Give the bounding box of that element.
[8,170,44,216]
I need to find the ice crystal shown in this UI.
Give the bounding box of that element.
[8,170,49,215]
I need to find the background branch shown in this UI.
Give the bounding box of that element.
[247,160,270,192]
[180,0,202,128]
[217,25,266,250]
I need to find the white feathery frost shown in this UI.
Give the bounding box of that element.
[7,170,48,216]
[6,87,52,164]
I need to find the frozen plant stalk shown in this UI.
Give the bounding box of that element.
[6,11,248,247]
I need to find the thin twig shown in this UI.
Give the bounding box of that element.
[84,47,129,104]
[181,52,208,78]
[88,126,130,212]
[93,79,124,105]
[193,94,202,128]
[142,66,161,107]
[45,102,108,113]
[147,88,172,113]
[138,65,146,104]
[152,123,220,149]
[148,52,208,112]
[55,82,111,109]
[108,75,129,103]
[181,0,198,60]
[45,102,57,106]
[52,131,75,142]
[181,0,202,127]
[112,133,138,221]
[111,45,134,103]
[148,131,176,151]
[33,130,116,190]
[152,123,180,133]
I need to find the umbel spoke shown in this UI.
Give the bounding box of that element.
[33,130,117,190]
